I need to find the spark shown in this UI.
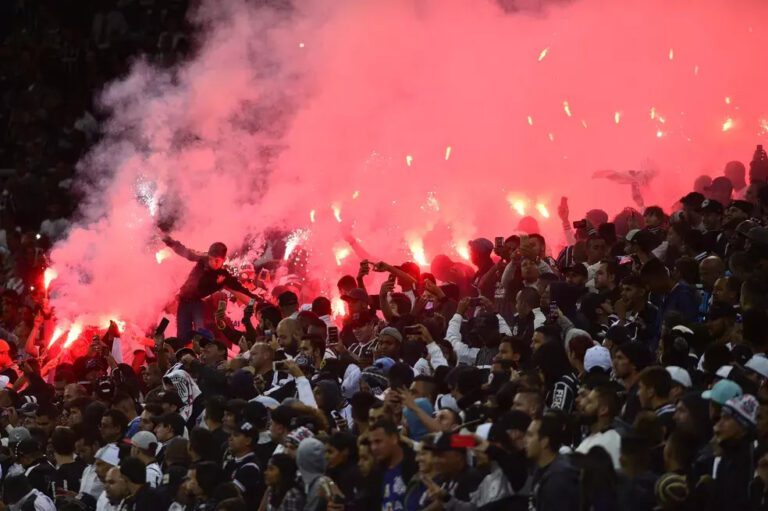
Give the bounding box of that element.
[547,132,555,142]
[507,195,527,216]
[614,111,622,124]
[405,155,413,167]
[668,48,674,60]
[424,191,440,212]
[63,322,83,349]
[722,118,734,132]
[43,268,58,290]
[47,326,66,348]
[658,116,666,124]
[35,233,41,240]
[155,248,172,264]
[536,203,550,218]
[445,146,452,160]
[352,190,360,200]
[725,97,731,105]
[334,246,351,266]
[135,178,158,217]
[284,228,310,261]
[650,107,656,120]
[563,100,572,117]
[527,116,534,126]
[299,42,305,48]
[101,318,126,333]
[456,245,470,261]
[310,209,316,223]
[657,130,664,138]
[408,237,428,267]
[331,203,342,223]
[694,65,699,75]
[331,297,347,318]
[581,120,588,129]
[538,47,549,62]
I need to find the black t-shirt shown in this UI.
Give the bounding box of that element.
[55,459,87,493]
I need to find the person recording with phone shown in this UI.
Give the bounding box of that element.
[161,236,261,342]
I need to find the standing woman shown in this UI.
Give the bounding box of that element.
[261,454,306,511]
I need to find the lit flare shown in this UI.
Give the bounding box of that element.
[63,322,84,349]
[43,268,58,290]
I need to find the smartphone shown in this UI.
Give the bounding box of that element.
[573,219,587,229]
[155,317,170,337]
[404,325,421,336]
[328,326,339,344]
[494,236,504,251]
[548,300,559,323]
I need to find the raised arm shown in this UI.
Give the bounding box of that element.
[162,236,206,262]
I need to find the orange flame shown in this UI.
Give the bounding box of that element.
[62,322,83,349]
[536,203,550,218]
[408,237,428,267]
[722,118,734,132]
[331,297,347,318]
[334,246,351,266]
[43,268,58,290]
[47,326,66,348]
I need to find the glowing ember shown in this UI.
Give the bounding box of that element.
[408,237,428,267]
[155,248,172,264]
[310,209,316,223]
[581,120,588,128]
[614,111,622,124]
[563,100,572,117]
[527,115,534,126]
[445,146,452,160]
[43,268,58,290]
[536,203,550,218]
[424,191,440,212]
[352,190,360,199]
[331,203,342,223]
[63,322,84,349]
[722,118,734,132]
[284,228,310,261]
[657,130,664,138]
[47,326,66,348]
[725,96,731,104]
[299,42,305,48]
[331,297,346,318]
[759,119,768,135]
[547,132,555,142]
[668,48,674,60]
[456,244,470,261]
[334,246,351,266]
[650,107,657,120]
[405,155,413,167]
[538,47,549,62]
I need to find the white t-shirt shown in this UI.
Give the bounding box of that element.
[576,429,622,469]
[146,462,163,488]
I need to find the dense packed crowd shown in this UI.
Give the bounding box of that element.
[5,2,768,511]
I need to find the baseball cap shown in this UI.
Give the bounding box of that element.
[129,431,158,451]
[423,432,469,452]
[192,328,214,342]
[96,378,115,399]
[488,410,532,444]
[207,242,227,258]
[666,366,692,388]
[715,365,735,380]
[679,192,705,210]
[277,291,299,307]
[379,327,403,344]
[722,394,759,431]
[341,288,369,304]
[241,401,269,430]
[604,325,630,347]
[7,427,30,445]
[95,444,120,466]
[655,473,690,508]
[469,238,494,255]
[745,355,768,380]
[373,357,397,373]
[706,302,737,321]
[729,200,754,216]
[283,425,314,447]
[199,337,227,352]
[564,264,588,279]
[700,199,724,215]
[15,439,40,457]
[584,346,612,373]
[702,379,742,405]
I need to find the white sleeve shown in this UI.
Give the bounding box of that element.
[500,261,517,288]
[341,364,361,399]
[295,376,318,408]
[446,314,478,365]
[425,342,448,368]
[497,314,512,336]
[36,493,57,511]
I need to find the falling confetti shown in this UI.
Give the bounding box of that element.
[405,155,413,166]
[155,248,172,264]
[650,107,657,120]
[614,111,622,124]
[352,190,360,199]
[445,146,452,160]
[331,203,342,223]
[309,209,316,223]
[656,130,664,138]
[538,47,550,62]
[548,132,555,142]
[563,100,572,117]
[722,118,734,132]
[527,116,534,126]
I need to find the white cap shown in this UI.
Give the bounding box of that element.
[746,355,768,380]
[666,366,692,388]
[251,395,280,410]
[475,423,492,441]
[95,444,120,466]
[716,365,734,380]
[625,229,641,242]
[584,346,612,373]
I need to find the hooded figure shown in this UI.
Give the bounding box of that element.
[163,368,202,421]
[297,438,332,511]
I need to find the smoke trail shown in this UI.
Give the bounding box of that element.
[50,0,768,329]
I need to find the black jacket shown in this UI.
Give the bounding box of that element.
[371,443,419,504]
[713,437,753,511]
[530,454,580,511]
[328,460,364,506]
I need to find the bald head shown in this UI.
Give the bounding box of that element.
[276,318,302,355]
[249,342,274,372]
[699,256,725,290]
[0,339,11,368]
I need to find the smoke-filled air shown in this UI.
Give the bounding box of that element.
[49,0,768,334]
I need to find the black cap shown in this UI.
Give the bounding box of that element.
[564,264,588,278]
[208,242,227,258]
[241,401,269,430]
[341,288,369,304]
[729,200,754,216]
[199,337,227,352]
[15,438,40,457]
[422,432,467,452]
[156,390,184,409]
[277,291,299,307]
[680,192,705,210]
[604,325,630,346]
[700,199,724,215]
[232,420,259,438]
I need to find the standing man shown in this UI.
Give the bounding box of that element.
[369,419,418,511]
[525,414,580,511]
[223,419,264,508]
[162,236,259,342]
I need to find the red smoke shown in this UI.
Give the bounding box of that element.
[49,0,768,334]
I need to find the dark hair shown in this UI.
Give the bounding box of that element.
[674,256,699,285]
[66,396,93,415]
[567,335,593,365]
[3,475,33,505]
[517,287,541,309]
[189,427,219,462]
[537,413,567,452]
[592,386,620,418]
[640,258,668,280]
[51,427,77,456]
[302,334,326,357]
[337,275,356,290]
[71,423,101,446]
[217,497,247,511]
[644,206,665,219]
[586,235,606,249]
[666,430,700,469]
[37,402,59,420]
[371,418,399,436]
[505,336,532,367]
[534,325,562,345]
[205,395,227,423]
[311,297,332,317]
[84,401,108,427]
[683,230,706,255]
[743,308,768,350]
[350,392,377,422]
[193,461,223,497]
[389,293,412,316]
[102,409,129,436]
[268,454,298,502]
[328,432,358,462]
[529,233,546,248]
[532,340,572,389]
[258,305,283,330]
[620,274,646,289]
[158,413,186,437]
[638,366,672,400]
[120,456,146,485]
